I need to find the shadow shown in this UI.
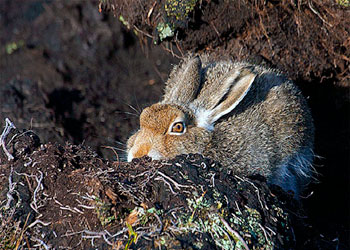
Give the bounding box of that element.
[297,76,350,245]
[47,88,86,143]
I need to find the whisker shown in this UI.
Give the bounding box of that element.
[126,102,140,115]
[133,90,142,114]
[115,140,126,147]
[115,111,139,117]
[109,146,128,153]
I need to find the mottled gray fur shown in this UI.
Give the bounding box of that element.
[130,55,315,197]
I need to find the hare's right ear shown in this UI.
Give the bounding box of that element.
[162,56,202,104]
[196,69,256,130]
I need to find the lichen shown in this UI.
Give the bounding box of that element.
[164,0,197,22]
[155,0,198,42]
[336,0,350,7]
[156,22,175,42]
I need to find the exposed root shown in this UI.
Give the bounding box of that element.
[5,167,18,209]
[0,118,16,162]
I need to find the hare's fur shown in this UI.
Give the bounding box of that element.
[127,55,314,197]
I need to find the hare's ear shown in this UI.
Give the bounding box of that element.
[209,70,256,123]
[162,56,202,104]
[195,69,256,130]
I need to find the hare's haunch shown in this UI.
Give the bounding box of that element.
[127,55,314,197]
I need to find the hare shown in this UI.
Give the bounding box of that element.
[127,55,314,197]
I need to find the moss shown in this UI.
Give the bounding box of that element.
[155,0,198,42]
[164,0,197,22]
[5,40,25,55]
[119,15,131,29]
[336,0,350,7]
[179,193,236,249]
[94,197,115,226]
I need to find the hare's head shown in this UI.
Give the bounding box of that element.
[127,103,211,161]
[127,56,256,162]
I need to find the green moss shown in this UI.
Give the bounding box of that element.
[156,0,198,42]
[336,0,350,7]
[94,197,115,226]
[246,207,273,248]
[119,15,131,29]
[165,0,197,21]
[5,40,25,54]
[180,193,236,249]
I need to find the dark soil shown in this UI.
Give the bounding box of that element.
[103,0,349,86]
[0,128,319,249]
[0,0,349,249]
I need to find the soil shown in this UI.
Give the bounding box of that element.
[0,0,349,249]
[0,129,321,249]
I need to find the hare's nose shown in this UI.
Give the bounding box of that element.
[128,143,151,162]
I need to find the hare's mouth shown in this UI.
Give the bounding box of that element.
[127,148,163,162]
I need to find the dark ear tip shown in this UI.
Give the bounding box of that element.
[190,55,202,68]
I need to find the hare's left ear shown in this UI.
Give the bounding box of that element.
[196,69,256,130]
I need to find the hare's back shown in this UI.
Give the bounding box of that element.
[207,63,314,191]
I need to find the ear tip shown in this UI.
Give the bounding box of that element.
[190,55,202,65]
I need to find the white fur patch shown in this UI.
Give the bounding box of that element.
[195,108,214,131]
[128,148,163,161]
[127,151,134,162]
[148,149,163,160]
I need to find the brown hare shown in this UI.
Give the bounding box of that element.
[127,55,314,197]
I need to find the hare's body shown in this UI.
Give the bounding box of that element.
[127,55,314,197]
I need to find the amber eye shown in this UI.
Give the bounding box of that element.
[171,122,185,134]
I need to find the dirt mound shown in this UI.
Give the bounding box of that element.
[0,125,326,249]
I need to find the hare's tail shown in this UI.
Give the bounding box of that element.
[268,147,315,198]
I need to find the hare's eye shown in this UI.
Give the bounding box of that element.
[170,122,185,134]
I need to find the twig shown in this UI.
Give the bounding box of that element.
[133,25,154,39]
[59,205,83,214]
[219,216,250,250]
[157,171,193,189]
[5,167,17,209]
[32,237,51,250]
[147,1,157,25]
[210,173,215,187]
[0,118,16,161]
[235,175,268,211]
[154,176,178,195]
[258,223,271,245]
[77,204,96,209]
[79,229,128,246]
[161,43,183,59]
[153,213,163,233]
[28,219,51,228]
[31,171,44,213]
[307,0,332,27]
[265,226,276,236]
